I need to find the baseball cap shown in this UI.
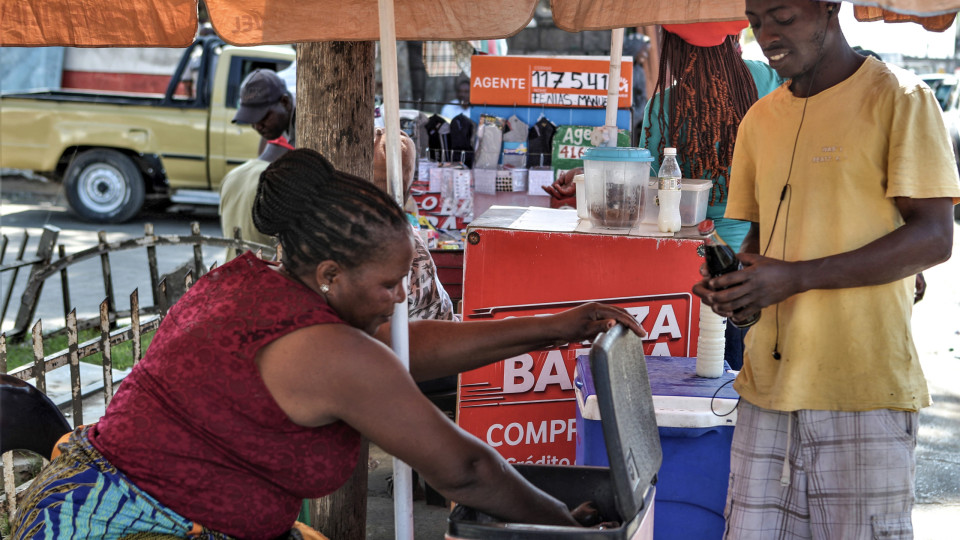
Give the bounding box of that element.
[232,69,288,124]
[662,21,748,48]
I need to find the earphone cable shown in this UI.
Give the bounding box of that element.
[765,9,832,359]
[711,378,740,417]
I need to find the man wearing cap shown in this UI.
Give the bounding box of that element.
[220,69,296,262]
[232,68,296,147]
[694,1,960,537]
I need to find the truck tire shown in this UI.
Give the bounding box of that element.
[63,149,146,223]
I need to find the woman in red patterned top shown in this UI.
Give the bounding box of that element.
[13,149,644,540]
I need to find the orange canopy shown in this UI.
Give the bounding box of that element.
[1,0,958,47]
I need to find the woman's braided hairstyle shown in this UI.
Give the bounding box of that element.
[253,148,409,274]
[644,31,759,204]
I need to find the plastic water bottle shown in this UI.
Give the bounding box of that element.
[696,307,726,378]
[657,147,682,233]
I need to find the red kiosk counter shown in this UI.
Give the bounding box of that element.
[456,205,707,464]
[455,205,737,539]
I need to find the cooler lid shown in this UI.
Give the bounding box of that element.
[590,324,662,520]
[582,146,653,162]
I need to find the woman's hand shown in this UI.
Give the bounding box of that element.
[571,501,601,526]
[571,501,620,529]
[542,167,582,209]
[549,302,645,345]
[542,167,580,199]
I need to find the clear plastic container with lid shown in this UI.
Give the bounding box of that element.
[581,146,654,229]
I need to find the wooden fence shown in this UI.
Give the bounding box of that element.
[0,223,275,524]
[0,223,275,341]
[1,289,157,524]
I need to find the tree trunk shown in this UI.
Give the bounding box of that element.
[296,40,375,540]
[297,41,376,178]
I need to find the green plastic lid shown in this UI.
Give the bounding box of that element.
[582,146,653,162]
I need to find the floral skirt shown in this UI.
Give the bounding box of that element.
[11,425,233,540]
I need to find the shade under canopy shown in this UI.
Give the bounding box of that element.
[2,0,958,47]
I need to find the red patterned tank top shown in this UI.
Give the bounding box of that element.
[90,253,360,539]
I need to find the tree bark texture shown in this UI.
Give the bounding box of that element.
[297,41,376,179]
[296,40,375,540]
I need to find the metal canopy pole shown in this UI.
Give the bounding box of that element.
[378,0,414,538]
[603,27,626,147]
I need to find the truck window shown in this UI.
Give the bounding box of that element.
[174,43,206,103]
[204,45,222,105]
[225,56,293,109]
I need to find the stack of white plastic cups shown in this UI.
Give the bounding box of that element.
[696,307,726,378]
[574,174,588,220]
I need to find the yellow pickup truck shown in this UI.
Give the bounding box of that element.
[0,37,294,223]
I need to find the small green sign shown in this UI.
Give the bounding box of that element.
[551,125,631,180]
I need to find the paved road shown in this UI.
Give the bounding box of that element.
[2,176,958,538]
[909,215,960,536]
[1,177,223,333]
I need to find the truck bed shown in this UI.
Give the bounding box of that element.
[1,89,166,107]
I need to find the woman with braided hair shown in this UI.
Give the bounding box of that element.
[641,21,781,255]
[640,21,782,370]
[11,148,641,540]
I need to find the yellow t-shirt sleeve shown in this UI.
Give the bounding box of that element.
[886,85,960,203]
[724,119,761,224]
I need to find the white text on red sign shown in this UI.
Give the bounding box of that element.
[500,304,682,395]
[487,419,576,452]
[473,76,527,90]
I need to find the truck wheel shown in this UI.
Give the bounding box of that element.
[64,149,146,223]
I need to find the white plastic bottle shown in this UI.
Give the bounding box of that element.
[696,307,727,378]
[657,147,682,233]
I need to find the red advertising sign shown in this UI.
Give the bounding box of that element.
[458,214,704,463]
[470,55,633,109]
[410,179,470,231]
[460,293,695,465]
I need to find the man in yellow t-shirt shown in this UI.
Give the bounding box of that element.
[693,1,960,538]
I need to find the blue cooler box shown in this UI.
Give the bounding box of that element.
[448,326,659,540]
[574,355,738,540]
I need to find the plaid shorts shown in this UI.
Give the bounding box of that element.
[724,400,918,540]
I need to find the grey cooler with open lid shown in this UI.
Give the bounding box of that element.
[446,324,662,539]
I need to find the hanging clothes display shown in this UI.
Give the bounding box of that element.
[424,114,450,162]
[502,115,529,168]
[448,113,476,167]
[423,41,463,77]
[527,116,557,168]
[412,112,432,159]
[474,115,504,170]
